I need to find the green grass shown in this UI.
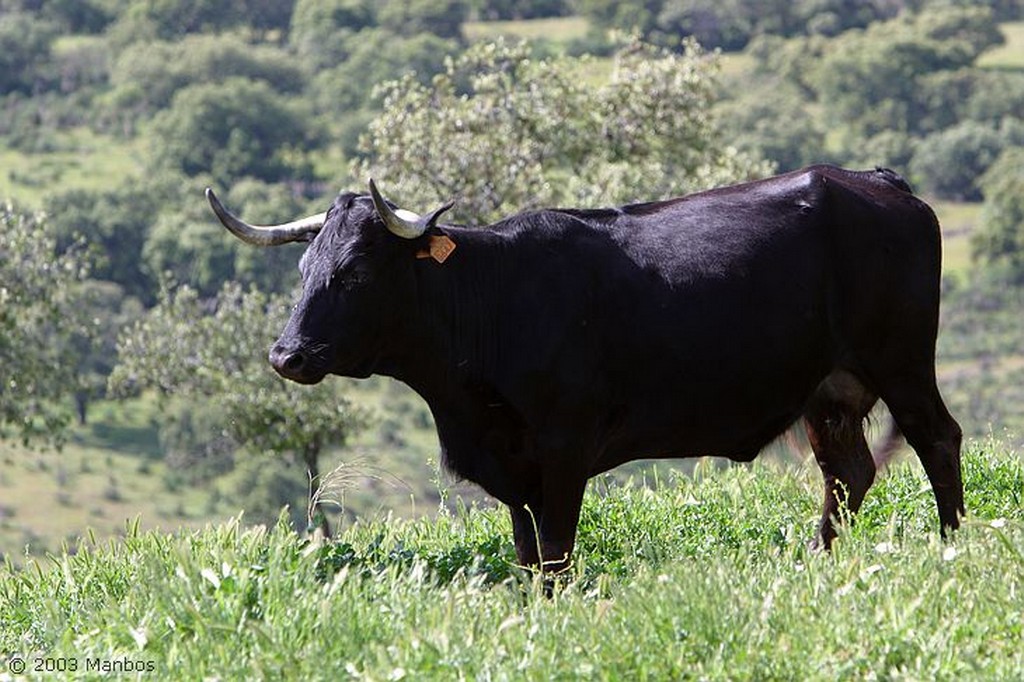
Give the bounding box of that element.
[0,440,213,566]
[0,385,455,566]
[1,441,1021,680]
[464,16,590,44]
[0,128,145,209]
[717,51,757,80]
[931,200,983,278]
[977,21,1024,71]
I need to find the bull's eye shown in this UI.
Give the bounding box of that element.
[333,265,370,289]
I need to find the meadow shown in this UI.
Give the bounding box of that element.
[1,442,1021,679]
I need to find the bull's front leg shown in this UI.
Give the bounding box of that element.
[508,468,587,574]
[509,504,540,568]
[537,461,588,574]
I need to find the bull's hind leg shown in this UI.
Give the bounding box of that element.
[804,371,879,549]
[877,377,964,535]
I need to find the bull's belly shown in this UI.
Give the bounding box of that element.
[589,407,802,476]
[588,360,829,473]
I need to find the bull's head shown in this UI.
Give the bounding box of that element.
[207,180,453,383]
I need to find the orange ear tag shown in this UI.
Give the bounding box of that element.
[416,235,457,264]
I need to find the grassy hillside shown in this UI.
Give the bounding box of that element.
[1,443,1020,680]
[977,21,1024,70]
[0,129,145,210]
[463,16,590,43]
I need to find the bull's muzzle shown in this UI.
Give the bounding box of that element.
[269,344,320,384]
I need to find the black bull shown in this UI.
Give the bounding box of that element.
[208,165,964,571]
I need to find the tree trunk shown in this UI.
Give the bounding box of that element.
[74,392,88,426]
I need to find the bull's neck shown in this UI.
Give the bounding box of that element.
[386,225,509,397]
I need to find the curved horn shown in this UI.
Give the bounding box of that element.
[206,188,326,246]
[368,179,454,240]
[368,179,425,239]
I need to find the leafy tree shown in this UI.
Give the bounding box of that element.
[149,78,319,185]
[715,78,827,171]
[574,0,900,50]
[0,204,92,445]
[966,70,1024,127]
[971,147,1024,279]
[158,398,238,481]
[378,0,468,40]
[109,283,372,536]
[470,0,569,20]
[289,0,378,71]
[310,28,456,116]
[652,0,753,51]
[39,0,113,33]
[108,35,304,121]
[844,130,918,172]
[910,120,1006,200]
[811,7,1004,138]
[308,28,457,156]
[920,0,1023,22]
[68,280,143,425]
[46,186,161,303]
[142,217,237,298]
[226,455,309,529]
[0,11,58,94]
[356,38,770,223]
[52,34,111,97]
[105,0,250,42]
[238,0,297,39]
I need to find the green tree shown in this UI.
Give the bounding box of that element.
[46,186,160,303]
[68,280,142,425]
[308,28,457,155]
[715,78,827,171]
[470,0,569,20]
[239,0,296,39]
[108,35,304,122]
[106,0,246,42]
[149,78,319,185]
[356,38,770,223]
[377,0,468,40]
[966,70,1024,127]
[574,0,900,49]
[0,204,92,444]
[310,28,456,115]
[910,120,1006,200]
[142,217,237,298]
[971,147,1024,279]
[109,283,372,536]
[811,7,1004,138]
[39,0,113,33]
[652,0,753,51]
[0,11,58,94]
[289,0,377,71]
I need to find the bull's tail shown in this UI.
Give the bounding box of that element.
[872,420,905,470]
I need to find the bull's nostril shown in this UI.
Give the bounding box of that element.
[283,352,305,372]
[270,345,307,377]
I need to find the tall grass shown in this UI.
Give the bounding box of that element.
[1,440,1021,680]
